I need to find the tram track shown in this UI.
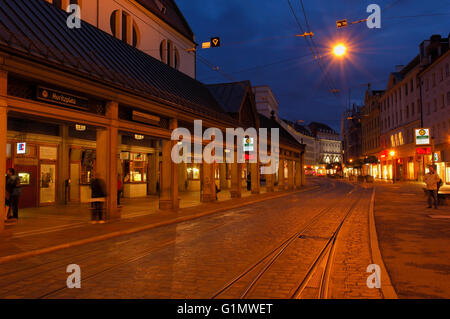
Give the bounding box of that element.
[0,181,337,298]
[210,183,363,299]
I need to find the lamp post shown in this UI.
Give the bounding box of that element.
[390,150,396,184]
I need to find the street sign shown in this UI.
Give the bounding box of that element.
[17,142,26,155]
[243,137,254,152]
[415,128,430,145]
[336,19,348,28]
[211,37,220,48]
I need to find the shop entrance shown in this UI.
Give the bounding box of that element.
[15,165,38,208]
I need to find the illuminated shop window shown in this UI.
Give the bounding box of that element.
[187,164,200,180]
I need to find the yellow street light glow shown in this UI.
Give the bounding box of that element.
[390,151,395,157]
[333,44,347,57]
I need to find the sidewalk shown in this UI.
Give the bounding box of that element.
[0,186,315,264]
[373,182,450,298]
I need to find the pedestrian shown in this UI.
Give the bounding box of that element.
[90,174,107,223]
[117,174,123,206]
[215,184,221,200]
[423,165,441,209]
[6,168,21,221]
[247,172,251,191]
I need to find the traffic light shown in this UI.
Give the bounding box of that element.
[336,19,348,28]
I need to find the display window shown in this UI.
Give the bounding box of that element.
[187,164,200,180]
[123,152,148,183]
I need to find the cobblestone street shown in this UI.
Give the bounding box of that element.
[0,178,385,299]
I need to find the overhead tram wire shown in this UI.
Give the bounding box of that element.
[299,0,340,94]
[286,0,340,97]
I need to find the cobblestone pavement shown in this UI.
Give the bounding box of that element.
[0,178,383,299]
[374,182,450,298]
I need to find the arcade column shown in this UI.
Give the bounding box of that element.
[159,119,179,210]
[0,70,7,231]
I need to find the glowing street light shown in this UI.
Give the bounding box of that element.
[333,44,347,57]
[390,150,395,157]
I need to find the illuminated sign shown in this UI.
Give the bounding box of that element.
[415,128,430,145]
[17,142,26,155]
[243,138,254,152]
[201,42,211,49]
[433,152,440,162]
[416,147,431,155]
[37,86,89,110]
[211,37,220,48]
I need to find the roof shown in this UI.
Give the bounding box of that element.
[135,0,194,42]
[0,0,229,121]
[258,114,304,150]
[308,122,337,135]
[206,81,251,114]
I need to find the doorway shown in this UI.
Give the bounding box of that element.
[15,165,38,209]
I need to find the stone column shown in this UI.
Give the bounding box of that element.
[201,161,216,202]
[148,141,159,195]
[96,101,119,220]
[219,162,228,190]
[278,159,285,190]
[159,119,179,210]
[250,162,260,194]
[57,125,70,204]
[265,167,275,192]
[295,161,301,189]
[230,155,242,198]
[0,70,7,231]
[178,162,187,192]
[288,160,294,190]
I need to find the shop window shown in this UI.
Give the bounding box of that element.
[81,150,95,184]
[18,172,30,186]
[123,153,148,183]
[187,164,200,180]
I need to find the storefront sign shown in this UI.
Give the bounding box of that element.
[132,111,160,126]
[243,138,254,152]
[416,147,431,155]
[37,86,89,110]
[415,128,430,145]
[17,142,26,155]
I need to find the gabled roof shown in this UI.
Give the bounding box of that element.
[206,81,251,114]
[308,122,337,135]
[135,0,194,42]
[0,0,228,121]
[258,114,304,150]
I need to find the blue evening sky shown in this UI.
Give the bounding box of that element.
[175,0,450,131]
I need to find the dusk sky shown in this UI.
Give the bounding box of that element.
[176,0,450,132]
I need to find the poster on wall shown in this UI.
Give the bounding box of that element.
[40,146,58,160]
[40,164,56,204]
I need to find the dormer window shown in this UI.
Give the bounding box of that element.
[160,39,180,69]
[155,0,167,14]
[110,10,140,48]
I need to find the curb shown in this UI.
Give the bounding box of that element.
[368,187,398,299]
[0,186,318,264]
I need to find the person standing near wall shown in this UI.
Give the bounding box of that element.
[6,168,21,221]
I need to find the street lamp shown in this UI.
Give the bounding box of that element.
[333,43,347,57]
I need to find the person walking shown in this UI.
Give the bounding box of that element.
[117,174,122,206]
[6,168,21,221]
[423,165,441,209]
[90,174,107,223]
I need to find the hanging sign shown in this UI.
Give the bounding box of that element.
[415,128,430,145]
[37,86,89,110]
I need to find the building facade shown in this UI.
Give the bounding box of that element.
[45,0,196,77]
[0,0,305,231]
[361,85,384,177]
[341,105,363,175]
[420,35,450,184]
